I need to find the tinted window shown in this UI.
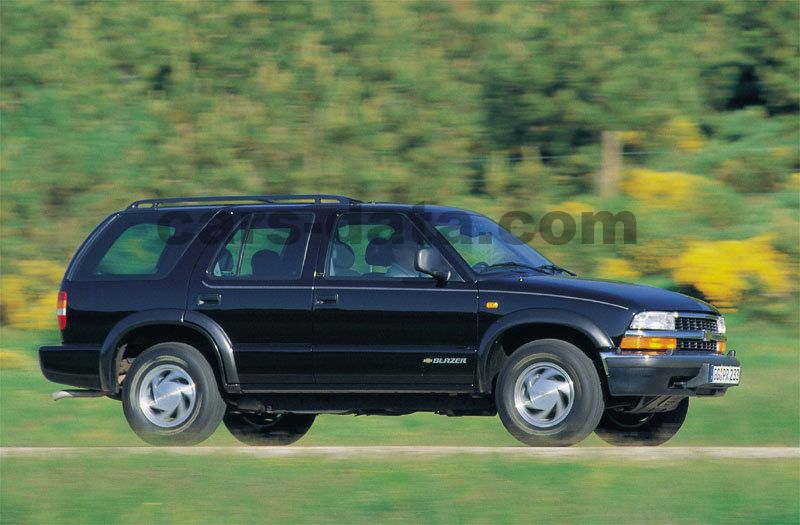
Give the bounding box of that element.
[326,212,436,279]
[95,223,175,275]
[432,212,551,273]
[74,210,212,280]
[210,212,313,280]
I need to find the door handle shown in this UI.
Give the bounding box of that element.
[315,293,338,305]
[197,294,222,306]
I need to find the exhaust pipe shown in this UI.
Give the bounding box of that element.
[52,389,105,401]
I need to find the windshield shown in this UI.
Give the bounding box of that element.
[430,212,552,274]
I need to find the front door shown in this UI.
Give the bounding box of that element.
[189,210,317,385]
[312,211,478,390]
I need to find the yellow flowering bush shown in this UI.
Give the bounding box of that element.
[623,169,716,210]
[556,200,596,217]
[658,117,705,153]
[619,130,643,147]
[0,349,32,370]
[0,259,64,329]
[621,241,685,275]
[672,235,793,310]
[545,201,597,241]
[786,172,800,192]
[596,258,641,281]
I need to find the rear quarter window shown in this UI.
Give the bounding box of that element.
[95,223,176,275]
[72,210,214,280]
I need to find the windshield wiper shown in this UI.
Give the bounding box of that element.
[534,264,576,276]
[481,262,576,276]
[484,262,549,274]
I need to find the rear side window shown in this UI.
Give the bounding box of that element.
[96,223,175,275]
[210,212,314,281]
[73,211,213,280]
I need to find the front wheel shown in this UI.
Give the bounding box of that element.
[495,339,604,447]
[223,412,316,446]
[594,397,689,446]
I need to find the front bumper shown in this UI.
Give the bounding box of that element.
[601,351,740,396]
[39,345,103,390]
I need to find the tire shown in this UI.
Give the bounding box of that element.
[595,397,689,446]
[122,342,226,446]
[496,339,604,447]
[223,412,316,446]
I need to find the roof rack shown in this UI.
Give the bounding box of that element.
[127,194,361,210]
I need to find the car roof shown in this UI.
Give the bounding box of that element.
[120,195,472,217]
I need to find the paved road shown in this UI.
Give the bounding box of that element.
[1,446,797,459]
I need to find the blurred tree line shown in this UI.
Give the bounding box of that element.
[0,0,798,327]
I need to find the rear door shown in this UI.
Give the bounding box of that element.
[188,209,317,386]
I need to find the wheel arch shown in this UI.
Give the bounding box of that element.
[99,309,239,394]
[477,308,613,393]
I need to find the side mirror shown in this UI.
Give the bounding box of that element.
[415,248,451,282]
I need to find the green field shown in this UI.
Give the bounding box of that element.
[1,318,798,524]
[1,454,798,524]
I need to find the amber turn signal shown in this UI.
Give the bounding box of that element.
[717,341,727,354]
[619,335,676,352]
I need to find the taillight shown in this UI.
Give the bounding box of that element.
[57,291,67,330]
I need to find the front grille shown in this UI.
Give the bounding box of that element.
[676,339,717,352]
[675,316,718,332]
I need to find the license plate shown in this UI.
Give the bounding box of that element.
[709,365,740,385]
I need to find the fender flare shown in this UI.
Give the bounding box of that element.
[476,308,614,392]
[98,309,239,393]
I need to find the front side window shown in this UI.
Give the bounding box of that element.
[325,212,436,279]
[431,212,551,274]
[210,212,313,280]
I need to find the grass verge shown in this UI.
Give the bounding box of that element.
[1,453,798,524]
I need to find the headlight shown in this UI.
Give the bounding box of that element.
[716,316,726,334]
[629,311,676,331]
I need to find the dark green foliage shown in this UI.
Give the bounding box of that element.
[1,0,797,283]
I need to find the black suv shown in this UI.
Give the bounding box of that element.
[39,194,740,446]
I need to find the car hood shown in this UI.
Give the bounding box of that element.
[477,273,718,314]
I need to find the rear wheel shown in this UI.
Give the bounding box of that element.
[223,412,316,446]
[495,339,604,447]
[595,398,689,446]
[122,342,226,446]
